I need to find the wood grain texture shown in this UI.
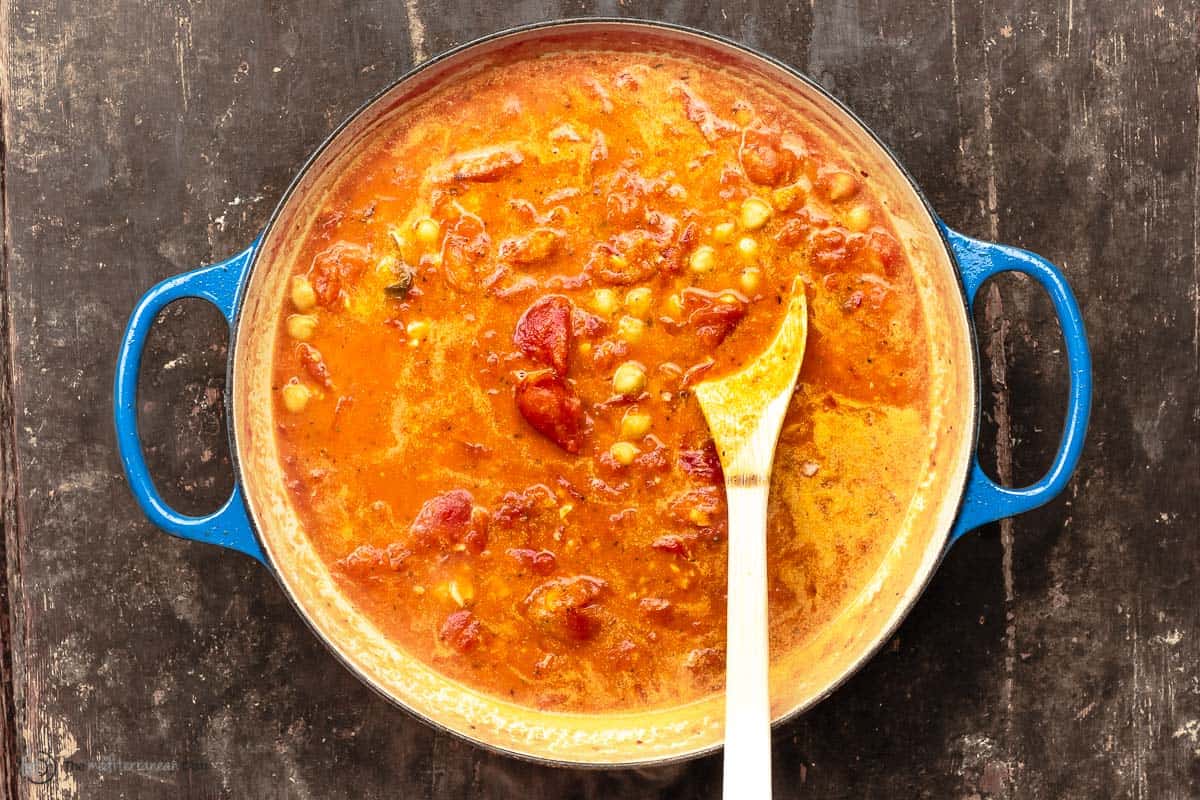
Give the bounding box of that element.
[0,1,1196,797]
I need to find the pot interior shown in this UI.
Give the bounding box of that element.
[231,20,976,765]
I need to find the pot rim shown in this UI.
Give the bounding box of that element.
[225,16,981,769]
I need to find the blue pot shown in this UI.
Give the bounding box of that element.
[113,19,1091,766]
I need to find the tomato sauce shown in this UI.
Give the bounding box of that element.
[271,49,931,712]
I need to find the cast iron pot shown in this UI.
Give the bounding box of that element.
[113,19,1091,767]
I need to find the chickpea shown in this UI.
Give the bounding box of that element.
[845,204,873,232]
[617,315,646,343]
[610,441,641,466]
[624,287,653,318]
[826,172,859,201]
[739,267,763,294]
[620,411,652,439]
[737,236,759,260]
[665,293,685,318]
[414,217,441,245]
[281,381,311,414]
[290,276,316,311]
[689,245,716,273]
[712,221,737,243]
[688,508,712,527]
[286,314,318,341]
[612,361,647,396]
[593,288,619,316]
[740,197,773,230]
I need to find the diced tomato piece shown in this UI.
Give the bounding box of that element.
[775,207,832,246]
[638,597,673,621]
[588,230,660,285]
[514,370,586,453]
[513,295,572,374]
[441,214,491,292]
[679,442,724,484]
[335,542,411,578]
[811,228,851,272]
[507,548,557,575]
[740,128,797,186]
[591,339,630,371]
[603,167,653,227]
[651,534,691,558]
[682,289,746,346]
[440,610,482,653]
[661,221,699,273]
[523,575,608,642]
[571,307,607,339]
[493,485,557,527]
[410,489,489,553]
[498,227,564,265]
[309,242,369,308]
[494,490,536,526]
[297,343,332,388]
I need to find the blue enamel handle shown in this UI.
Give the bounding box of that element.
[113,244,266,562]
[943,224,1092,541]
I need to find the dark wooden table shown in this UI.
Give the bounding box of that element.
[0,1,1196,798]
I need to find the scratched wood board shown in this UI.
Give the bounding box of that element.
[0,1,1196,798]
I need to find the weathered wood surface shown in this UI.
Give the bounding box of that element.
[0,1,1196,797]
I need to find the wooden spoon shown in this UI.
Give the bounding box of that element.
[694,279,808,800]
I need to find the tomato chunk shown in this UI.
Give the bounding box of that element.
[740,128,797,186]
[507,548,558,575]
[297,343,332,388]
[411,489,489,553]
[309,242,369,308]
[523,575,608,642]
[335,542,411,577]
[441,215,491,292]
[651,534,691,558]
[499,228,564,265]
[514,370,586,453]
[440,610,482,653]
[679,442,724,484]
[513,295,573,375]
[682,289,746,346]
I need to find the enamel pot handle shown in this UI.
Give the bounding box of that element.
[113,244,265,562]
[942,224,1092,542]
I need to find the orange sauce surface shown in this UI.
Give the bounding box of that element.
[272,49,931,712]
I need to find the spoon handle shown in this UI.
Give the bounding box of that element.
[722,482,772,799]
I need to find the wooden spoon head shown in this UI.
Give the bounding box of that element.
[693,279,809,481]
